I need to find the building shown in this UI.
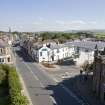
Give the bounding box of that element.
[0,39,13,64]
[31,43,71,63]
[93,47,105,102]
[65,41,105,66]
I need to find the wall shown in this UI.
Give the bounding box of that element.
[74,48,94,66]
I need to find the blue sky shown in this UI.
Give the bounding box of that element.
[0,0,105,32]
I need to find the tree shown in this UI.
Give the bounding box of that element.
[0,68,6,84]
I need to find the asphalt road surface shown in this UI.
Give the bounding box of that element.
[14,46,88,105]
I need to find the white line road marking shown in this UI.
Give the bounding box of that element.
[53,78,59,83]
[26,62,89,105]
[16,65,34,105]
[22,62,59,105]
[23,62,44,88]
[39,82,44,87]
[36,65,90,105]
[60,84,90,105]
[50,96,57,105]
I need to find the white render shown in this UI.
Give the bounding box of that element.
[21,39,105,66]
[38,46,51,62]
[32,44,73,63]
[74,48,94,66]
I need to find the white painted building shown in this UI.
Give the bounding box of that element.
[73,47,94,66]
[31,43,72,63]
[65,41,105,66]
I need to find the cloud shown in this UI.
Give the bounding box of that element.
[70,20,86,25]
[31,20,98,31]
[5,20,97,32]
[55,20,65,25]
[39,17,44,21]
[88,21,97,24]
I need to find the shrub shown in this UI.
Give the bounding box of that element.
[1,65,28,105]
[42,62,55,68]
[0,65,6,85]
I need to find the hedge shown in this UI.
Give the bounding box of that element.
[1,65,28,105]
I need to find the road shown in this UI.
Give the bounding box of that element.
[14,46,88,105]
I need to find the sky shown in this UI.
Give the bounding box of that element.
[0,0,105,32]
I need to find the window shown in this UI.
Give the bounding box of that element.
[0,58,4,63]
[40,52,42,56]
[8,57,10,62]
[1,49,2,53]
[42,49,47,51]
[85,49,89,52]
[76,47,80,54]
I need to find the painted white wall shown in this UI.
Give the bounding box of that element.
[52,47,70,61]
[33,45,72,63]
[69,47,75,57]
[74,49,94,66]
[38,46,51,62]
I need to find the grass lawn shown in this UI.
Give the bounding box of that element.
[0,86,9,105]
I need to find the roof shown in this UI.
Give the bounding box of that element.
[0,39,9,48]
[65,41,105,51]
[50,44,67,50]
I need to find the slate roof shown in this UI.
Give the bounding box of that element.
[65,41,105,51]
[50,44,67,50]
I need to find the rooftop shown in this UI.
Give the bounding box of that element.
[65,41,105,51]
[0,39,9,48]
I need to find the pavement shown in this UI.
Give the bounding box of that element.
[46,58,104,105]
[13,46,90,105]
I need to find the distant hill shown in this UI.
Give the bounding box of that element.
[65,29,105,33]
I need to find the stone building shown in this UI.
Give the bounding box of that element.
[0,39,13,64]
[93,46,105,102]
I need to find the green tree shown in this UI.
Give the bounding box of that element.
[0,67,6,84]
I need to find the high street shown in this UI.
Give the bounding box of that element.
[14,46,88,105]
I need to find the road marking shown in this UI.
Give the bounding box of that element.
[36,64,90,105]
[60,84,90,105]
[15,65,34,105]
[23,62,44,88]
[34,63,59,84]
[39,82,44,87]
[52,78,59,83]
[50,96,57,105]
[24,62,89,105]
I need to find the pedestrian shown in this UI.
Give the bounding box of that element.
[80,70,83,82]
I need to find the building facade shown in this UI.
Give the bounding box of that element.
[93,48,105,102]
[0,39,13,64]
[32,43,71,63]
[65,41,105,66]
